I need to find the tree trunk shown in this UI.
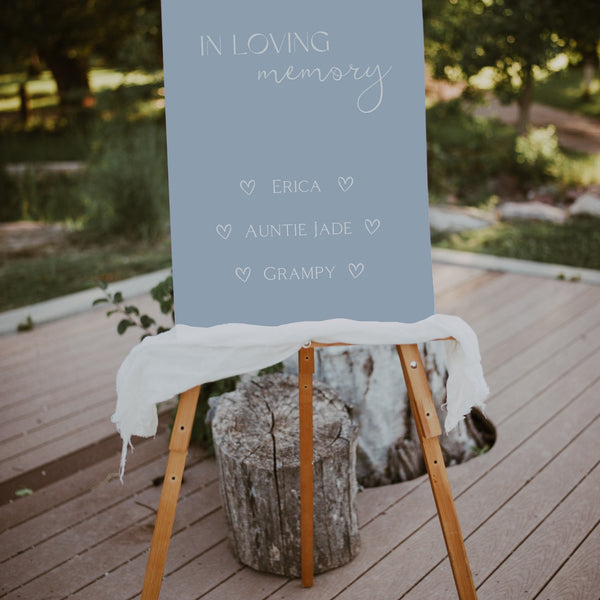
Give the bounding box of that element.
[211,374,360,577]
[582,53,597,100]
[41,50,93,107]
[19,83,31,124]
[285,343,495,488]
[516,67,534,135]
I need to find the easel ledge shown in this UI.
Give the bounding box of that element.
[141,341,477,600]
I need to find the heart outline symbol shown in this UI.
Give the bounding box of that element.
[216,224,232,240]
[364,219,381,235]
[348,263,365,279]
[240,179,256,196]
[338,176,354,192]
[235,267,251,283]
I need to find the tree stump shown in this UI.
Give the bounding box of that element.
[284,342,496,487]
[211,373,360,577]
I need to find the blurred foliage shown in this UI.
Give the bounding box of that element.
[0,116,90,163]
[0,167,22,222]
[17,315,35,332]
[0,80,169,238]
[423,0,600,132]
[426,99,599,205]
[0,169,85,223]
[514,125,564,185]
[533,66,600,119]
[551,1,600,68]
[426,99,516,204]
[82,114,169,240]
[559,151,600,188]
[0,0,162,105]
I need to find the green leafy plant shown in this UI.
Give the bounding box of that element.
[95,274,242,448]
[470,444,490,457]
[94,276,172,340]
[17,315,34,332]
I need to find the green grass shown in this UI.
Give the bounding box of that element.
[533,66,600,120]
[432,216,600,270]
[0,121,91,164]
[0,237,171,312]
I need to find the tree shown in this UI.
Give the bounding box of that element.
[424,0,565,133]
[552,1,600,98]
[0,0,162,107]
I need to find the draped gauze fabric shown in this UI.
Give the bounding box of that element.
[113,315,489,478]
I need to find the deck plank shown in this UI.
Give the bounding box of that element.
[400,389,600,599]
[268,318,600,600]
[0,294,159,365]
[159,540,246,600]
[482,285,600,374]
[0,499,153,595]
[476,464,600,599]
[438,272,539,322]
[0,453,216,563]
[487,320,600,405]
[477,281,597,352]
[538,522,600,600]
[2,480,223,600]
[473,277,582,336]
[265,369,600,600]
[0,417,118,483]
[0,427,176,532]
[1,264,599,600]
[432,264,493,296]
[195,563,290,600]
[66,509,229,600]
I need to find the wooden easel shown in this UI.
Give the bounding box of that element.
[141,343,477,599]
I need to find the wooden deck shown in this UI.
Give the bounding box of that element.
[1,263,599,599]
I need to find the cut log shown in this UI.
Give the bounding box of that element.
[284,342,496,487]
[211,373,360,577]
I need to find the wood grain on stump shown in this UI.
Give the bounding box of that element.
[285,343,496,487]
[212,374,360,577]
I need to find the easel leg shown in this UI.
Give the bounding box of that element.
[298,347,315,587]
[397,345,477,600]
[141,386,201,600]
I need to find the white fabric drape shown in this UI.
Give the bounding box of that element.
[113,315,489,477]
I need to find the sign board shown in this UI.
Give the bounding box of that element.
[161,0,435,327]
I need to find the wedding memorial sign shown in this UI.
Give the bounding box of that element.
[161,0,435,326]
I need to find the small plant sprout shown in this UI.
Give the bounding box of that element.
[93,276,173,341]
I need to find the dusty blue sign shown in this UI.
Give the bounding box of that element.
[161,0,434,327]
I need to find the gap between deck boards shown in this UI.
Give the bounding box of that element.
[0,407,176,505]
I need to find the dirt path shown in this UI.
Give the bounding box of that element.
[0,221,68,256]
